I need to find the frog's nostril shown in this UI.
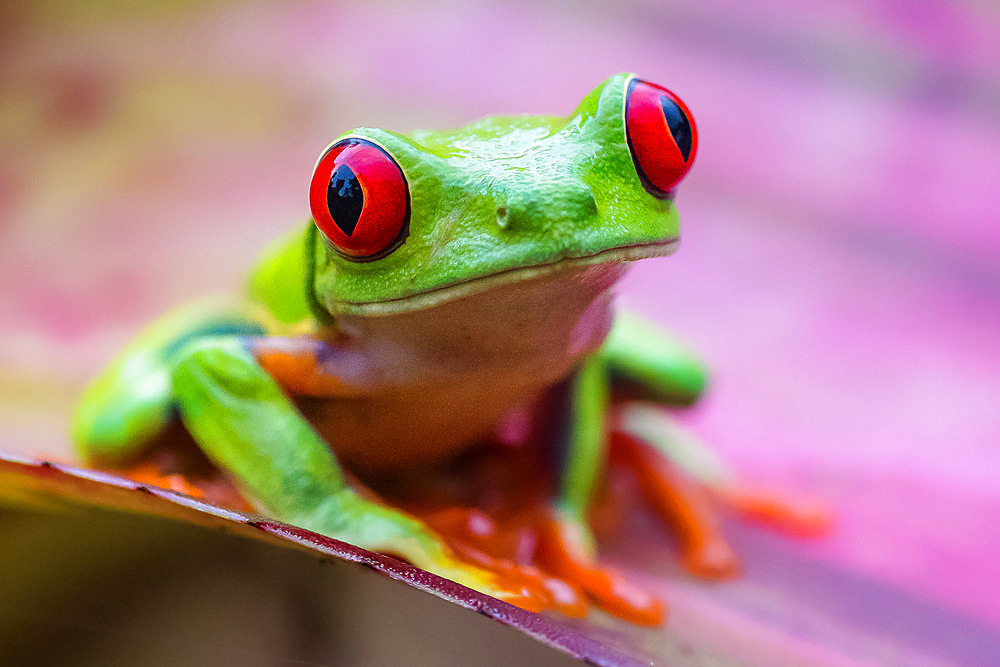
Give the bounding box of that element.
[571,185,598,215]
[498,196,533,230]
[496,206,510,229]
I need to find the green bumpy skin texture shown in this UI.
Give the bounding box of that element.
[310,73,679,313]
[73,73,716,621]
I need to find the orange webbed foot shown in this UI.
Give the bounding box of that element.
[534,516,666,626]
[713,485,833,537]
[611,431,743,581]
[420,507,591,618]
[421,506,665,624]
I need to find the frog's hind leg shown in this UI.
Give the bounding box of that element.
[600,309,708,406]
[76,306,561,611]
[610,406,741,579]
[615,403,832,548]
[72,299,269,467]
[602,310,831,539]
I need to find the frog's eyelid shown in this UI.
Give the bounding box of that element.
[623,78,698,199]
[310,138,411,262]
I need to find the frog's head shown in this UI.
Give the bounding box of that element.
[309,73,697,316]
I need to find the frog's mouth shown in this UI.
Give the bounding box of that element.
[331,237,679,316]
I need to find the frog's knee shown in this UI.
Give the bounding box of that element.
[602,312,709,404]
[73,353,172,466]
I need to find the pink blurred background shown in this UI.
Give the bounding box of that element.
[1,1,999,663]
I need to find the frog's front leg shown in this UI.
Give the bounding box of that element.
[73,299,269,466]
[533,311,719,624]
[535,356,666,626]
[169,334,555,608]
[538,310,831,624]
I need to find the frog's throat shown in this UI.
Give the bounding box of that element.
[330,237,679,316]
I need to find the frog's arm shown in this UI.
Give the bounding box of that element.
[536,311,716,623]
[169,333,528,597]
[536,354,728,623]
[544,307,709,545]
[600,309,707,405]
[554,357,608,530]
[73,299,522,601]
[549,311,828,591]
[538,356,665,625]
[549,308,709,524]
[72,299,269,465]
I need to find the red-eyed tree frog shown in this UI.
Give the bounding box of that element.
[73,74,826,625]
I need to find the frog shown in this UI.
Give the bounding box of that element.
[72,73,827,625]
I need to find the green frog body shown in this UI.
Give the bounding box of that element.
[74,75,817,624]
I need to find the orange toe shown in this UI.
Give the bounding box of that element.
[715,486,833,537]
[536,518,666,625]
[681,538,741,580]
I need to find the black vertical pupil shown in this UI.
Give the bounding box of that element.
[327,164,364,236]
[660,96,693,163]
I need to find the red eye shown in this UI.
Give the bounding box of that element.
[309,138,410,260]
[625,78,698,198]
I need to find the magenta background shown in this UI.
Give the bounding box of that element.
[1,1,998,662]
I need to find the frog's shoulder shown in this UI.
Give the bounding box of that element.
[248,223,314,325]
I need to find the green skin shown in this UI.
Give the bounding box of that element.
[73,74,707,597]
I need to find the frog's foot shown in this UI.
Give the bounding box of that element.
[711,484,833,537]
[121,461,206,497]
[612,401,832,563]
[535,513,666,625]
[421,505,662,624]
[99,426,257,511]
[416,507,588,617]
[611,431,741,580]
[115,459,255,511]
[301,492,580,616]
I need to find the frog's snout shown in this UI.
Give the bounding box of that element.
[495,178,597,231]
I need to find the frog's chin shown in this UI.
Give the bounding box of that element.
[330,237,679,316]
